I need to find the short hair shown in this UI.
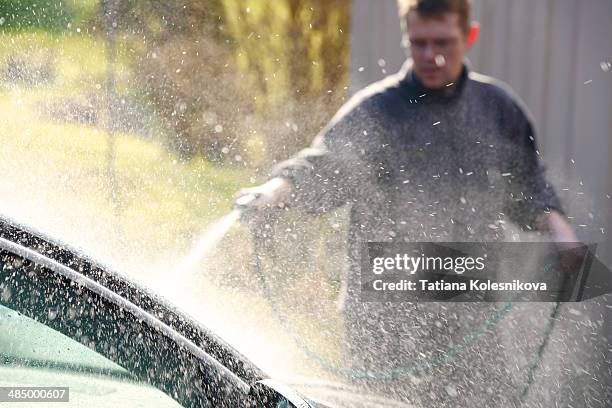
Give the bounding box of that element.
[398,0,471,34]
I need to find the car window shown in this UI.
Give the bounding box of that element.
[0,303,180,407]
[0,303,123,372]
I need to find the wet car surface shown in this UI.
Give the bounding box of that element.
[0,215,321,407]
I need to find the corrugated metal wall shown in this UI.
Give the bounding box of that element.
[351,0,612,256]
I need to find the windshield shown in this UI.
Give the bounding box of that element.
[1,1,611,407]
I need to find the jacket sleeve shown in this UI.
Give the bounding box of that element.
[270,104,372,215]
[502,102,564,230]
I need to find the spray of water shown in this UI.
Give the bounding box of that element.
[177,209,241,273]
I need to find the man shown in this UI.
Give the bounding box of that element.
[237,0,577,405]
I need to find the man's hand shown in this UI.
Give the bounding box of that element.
[234,177,293,213]
[535,210,578,246]
[536,210,585,274]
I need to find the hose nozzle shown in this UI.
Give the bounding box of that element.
[234,193,261,224]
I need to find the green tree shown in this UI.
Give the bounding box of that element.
[0,0,72,31]
[112,0,350,164]
[110,1,249,161]
[222,0,351,162]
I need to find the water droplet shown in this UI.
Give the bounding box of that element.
[1,286,11,302]
[445,384,458,397]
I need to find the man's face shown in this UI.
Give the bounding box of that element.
[405,11,469,89]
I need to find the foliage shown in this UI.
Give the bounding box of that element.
[111,0,351,164]
[105,1,248,162]
[223,0,350,109]
[0,0,71,31]
[222,0,352,162]
[0,0,97,31]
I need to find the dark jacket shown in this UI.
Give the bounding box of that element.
[273,58,561,290]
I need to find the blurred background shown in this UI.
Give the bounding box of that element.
[0,0,610,402]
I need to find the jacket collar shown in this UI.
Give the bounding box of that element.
[398,58,470,102]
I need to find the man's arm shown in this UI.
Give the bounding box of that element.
[500,93,567,234]
[536,210,587,275]
[236,98,374,215]
[233,136,355,216]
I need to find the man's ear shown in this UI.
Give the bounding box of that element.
[467,22,480,46]
[400,19,410,49]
